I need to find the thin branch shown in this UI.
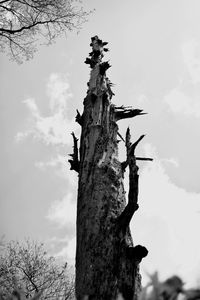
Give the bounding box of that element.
[16,265,39,293]
[117,131,125,142]
[129,134,145,156]
[136,157,153,161]
[3,32,29,57]
[121,131,145,173]
[0,0,10,4]
[0,19,57,34]
[0,0,92,62]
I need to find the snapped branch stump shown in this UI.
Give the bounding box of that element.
[69,36,152,300]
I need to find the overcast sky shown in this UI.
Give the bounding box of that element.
[1,0,200,288]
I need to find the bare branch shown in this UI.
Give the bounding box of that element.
[16,265,39,293]
[0,239,74,299]
[117,131,125,142]
[0,19,61,34]
[129,134,145,156]
[121,130,146,173]
[0,0,10,4]
[0,0,92,62]
[118,129,152,229]
[136,157,153,161]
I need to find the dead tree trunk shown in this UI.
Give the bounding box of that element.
[69,36,152,300]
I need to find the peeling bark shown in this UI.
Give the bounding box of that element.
[71,36,151,300]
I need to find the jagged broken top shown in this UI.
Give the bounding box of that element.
[84,35,110,72]
[85,36,114,97]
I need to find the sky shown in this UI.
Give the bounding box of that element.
[1,0,200,289]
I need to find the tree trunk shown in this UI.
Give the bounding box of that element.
[69,36,151,300]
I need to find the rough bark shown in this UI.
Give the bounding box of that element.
[70,36,150,300]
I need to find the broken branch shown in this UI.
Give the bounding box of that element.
[121,131,146,173]
[119,129,152,229]
[129,134,145,156]
[126,245,148,264]
[68,132,80,173]
[136,157,153,161]
[118,128,140,229]
[75,109,83,126]
[114,107,146,121]
[117,131,125,142]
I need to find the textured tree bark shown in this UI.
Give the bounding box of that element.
[69,36,150,300]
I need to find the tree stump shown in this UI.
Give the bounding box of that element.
[69,36,151,300]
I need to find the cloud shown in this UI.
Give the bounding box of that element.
[46,235,76,266]
[14,73,80,256]
[35,154,78,187]
[16,73,79,146]
[164,86,200,118]
[46,193,77,265]
[46,193,76,229]
[161,157,179,168]
[46,73,73,114]
[164,39,200,118]
[15,74,79,260]
[54,236,76,266]
[16,72,79,207]
[132,144,200,287]
[182,39,200,85]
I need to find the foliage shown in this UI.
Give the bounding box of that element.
[0,239,75,299]
[0,0,92,62]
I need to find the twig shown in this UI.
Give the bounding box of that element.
[117,131,125,142]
